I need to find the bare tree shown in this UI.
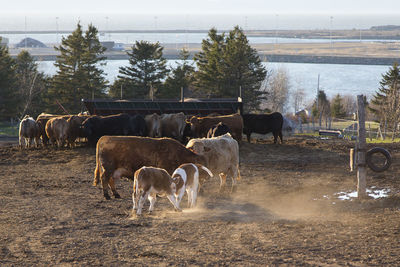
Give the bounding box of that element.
[292,87,305,113]
[260,67,290,113]
[342,94,357,118]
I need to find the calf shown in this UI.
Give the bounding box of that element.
[133,167,181,215]
[19,115,41,149]
[206,122,231,138]
[171,163,213,208]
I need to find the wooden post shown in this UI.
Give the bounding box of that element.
[350,148,354,172]
[357,95,367,199]
[368,123,372,141]
[180,87,184,102]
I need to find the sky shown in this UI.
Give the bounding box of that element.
[3,0,400,14]
[1,0,400,30]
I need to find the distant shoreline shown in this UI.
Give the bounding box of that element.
[2,29,400,40]
[11,52,397,66]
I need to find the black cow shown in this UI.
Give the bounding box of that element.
[206,122,231,138]
[82,113,147,146]
[242,112,283,144]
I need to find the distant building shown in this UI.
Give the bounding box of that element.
[113,43,125,51]
[101,41,114,51]
[101,41,125,51]
[0,36,9,47]
[16,38,47,48]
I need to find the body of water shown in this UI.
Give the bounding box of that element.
[3,32,400,45]
[37,60,390,109]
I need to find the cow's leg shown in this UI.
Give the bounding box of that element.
[148,193,157,213]
[228,168,238,193]
[34,137,40,148]
[273,132,278,144]
[137,191,149,215]
[186,188,191,208]
[108,178,121,199]
[219,173,227,192]
[279,130,283,144]
[100,170,111,200]
[19,136,24,149]
[132,180,137,211]
[166,194,182,212]
[175,188,185,209]
[246,133,251,143]
[188,187,198,208]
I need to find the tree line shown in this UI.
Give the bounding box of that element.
[0,23,268,120]
[1,22,398,129]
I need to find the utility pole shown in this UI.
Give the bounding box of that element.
[357,95,367,198]
[24,16,27,48]
[55,17,59,44]
[330,16,334,49]
[316,74,320,111]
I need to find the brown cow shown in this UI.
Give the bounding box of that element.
[94,136,207,200]
[36,113,71,147]
[45,117,69,148]
[19,115,41,149]
[188,113,243,142]
[160,112,187,142]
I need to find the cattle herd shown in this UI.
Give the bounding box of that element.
[18,111,284,215]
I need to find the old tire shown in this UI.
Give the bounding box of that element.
[366,147,392,172]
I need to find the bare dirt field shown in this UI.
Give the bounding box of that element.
[1,136,400,266]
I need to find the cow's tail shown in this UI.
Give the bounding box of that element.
[93,142,101,186]
[200,165,214,178]
[236,165,241,181]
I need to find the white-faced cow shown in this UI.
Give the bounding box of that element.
[186,133,240,192]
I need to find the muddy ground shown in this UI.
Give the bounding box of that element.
[1,136,400,266]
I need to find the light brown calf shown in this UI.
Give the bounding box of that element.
[133,167,181,215]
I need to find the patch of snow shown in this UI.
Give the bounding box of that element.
[334,188,390,200]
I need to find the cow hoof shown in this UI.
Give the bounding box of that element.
[104,194,111,200]
[114,193,121,199]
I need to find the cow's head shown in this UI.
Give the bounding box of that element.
[188,141,211,155]
[188,116,200,133]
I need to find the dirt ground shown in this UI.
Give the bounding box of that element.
[1,136,400,266]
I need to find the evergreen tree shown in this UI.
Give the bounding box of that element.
[330,94,346,119]
[193,28,225,96]
[49,23,107,113]
[110,41,168,99]
[14,50,48,118]
[311,90,330,126]
[194,26,267,112]
[0,39,18,119]
[159,48,195,99]
[370,62,400,127]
